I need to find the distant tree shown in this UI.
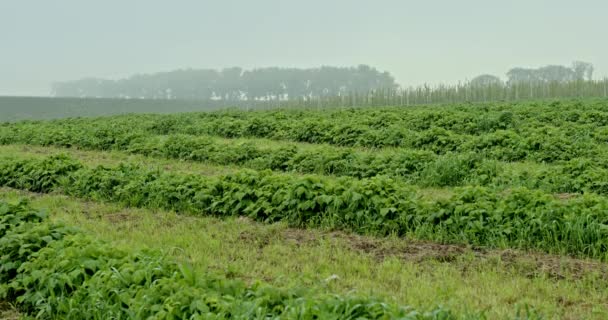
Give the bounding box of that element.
[572,61,594,80]
[215,67,243,100]
[470,74,502,86]
[535,65,575,82]
[507,61,595,84]
[52,66,398,100]
[506,68,540,84]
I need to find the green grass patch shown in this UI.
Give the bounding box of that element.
[1,189,606,319]
[4,198,461,319]
[0,144,237,177]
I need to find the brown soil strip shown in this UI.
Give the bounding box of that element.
[279,228,608,281]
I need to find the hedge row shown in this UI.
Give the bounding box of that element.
[1,154,607,259]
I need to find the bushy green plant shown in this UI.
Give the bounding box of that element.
[2,155,608,259]
[0,200,462,319]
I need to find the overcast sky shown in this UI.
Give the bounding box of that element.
[1,0,607,96]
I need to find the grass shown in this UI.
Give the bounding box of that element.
[0,144,238,177]
[0,130,587,194]
[0,144,584,202]
[1,188,606,319]
[9,147,608,261]
[0,302,20,320]
[3,103,608,318]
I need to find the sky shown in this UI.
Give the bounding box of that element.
[1,0,607,96]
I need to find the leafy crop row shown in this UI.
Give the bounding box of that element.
[1,200,462,319]
[0,123,499,186]
[41,99,606,135]
[1,155,607,259]
[5,123,608,194]
[4,100,608,162]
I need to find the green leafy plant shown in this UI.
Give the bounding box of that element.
[0,199,465,319]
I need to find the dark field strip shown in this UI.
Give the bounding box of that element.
[1,200,469,319]
[0,96,236,122]
[1,153,608,260]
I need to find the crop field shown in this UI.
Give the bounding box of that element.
[2,98,608,318]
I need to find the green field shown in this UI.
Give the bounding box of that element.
[2,98,608,319]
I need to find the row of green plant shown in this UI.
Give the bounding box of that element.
[21,98,606,135]
[154,100,608,137]
[0,124,495,186]
[1,200,464,319]
[5,100,608,162]
[144,119,606,161]
[5,122,608,193]
[1,154,608,260]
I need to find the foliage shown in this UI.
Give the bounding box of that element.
[6,100,608,194]
[1,155,608,260]
[0,200,459,319]
[4,99,607,159]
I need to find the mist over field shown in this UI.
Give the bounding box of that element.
[1,0,607,96]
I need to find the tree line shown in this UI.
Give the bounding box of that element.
[51,61,606,105]
[51,65,397,100]
[471,61,595,86]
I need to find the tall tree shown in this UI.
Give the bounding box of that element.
[572,61,594,80]
[507,61,595,84]
[52,65,398,100]
[506,68,540,84]
[470,74,502,87]
[536,65,575,82]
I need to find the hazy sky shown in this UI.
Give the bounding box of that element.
[1,0,607,96]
